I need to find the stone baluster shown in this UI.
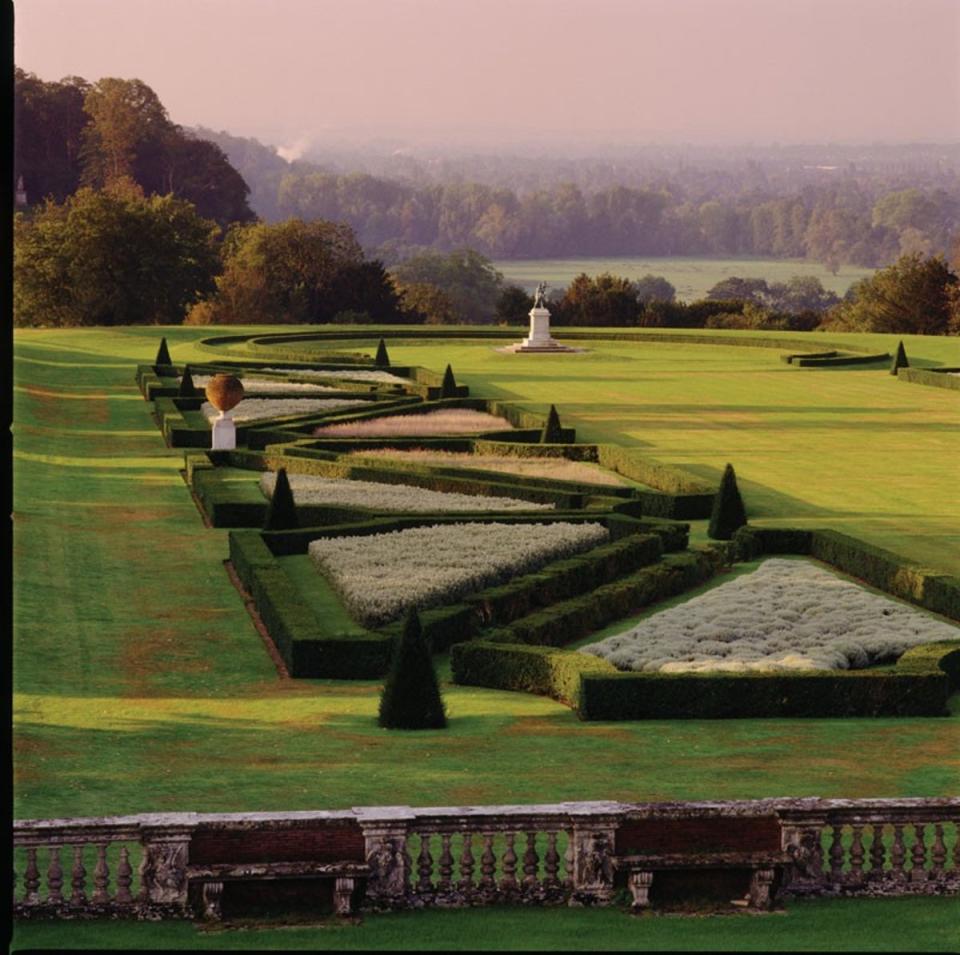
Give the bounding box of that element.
[500,833,518,893]
[909,824,928,883]
[868,823,886,880]
[116,846,133,904]
[544,831,560,888]
[522,832,539,890]
[930,825,946,880]
[24,847,40,904]
[890,825,907,881]
[71,845,87,904]
[416,834,434,893]
[564,831,575,891]
[201,881,224,920]
[848,826,865,883]
[953,823,960,874]
[92,844,110,903]
[47,846,64,903]
[333,877,355,916]
[828,825,845,882]
[437,833,453,892]
[458,833,475,893]
[479,834,496,893]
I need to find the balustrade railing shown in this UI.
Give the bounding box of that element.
[13,798,960,920]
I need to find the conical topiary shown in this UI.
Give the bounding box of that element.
[154,337,172,368]
[891,340,910,376]
[440,364,457,398]
[374,338,391,368]
[378,609,447,730]
[178,369,196,397]
[541,404,563,443]
[708,463,747,540]
[264,468,299,531]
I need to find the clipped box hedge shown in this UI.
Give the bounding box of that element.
[482,551,716,648]
[451,641,618,708]
[229,531,393,678]
[577,642,960,719]
[897,367,960,391]
[792,352,890,367]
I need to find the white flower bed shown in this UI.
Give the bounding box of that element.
[347,449,629,487]
[257,366,409,385]
[260,471,552,512]
[200,398,367,424]
[581,558,959,672]
[190,375,341,394]
[313,408,512,438]
[309,521,609,626]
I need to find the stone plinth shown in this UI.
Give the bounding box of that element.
[211,414,236,451]
[501,306,581,353]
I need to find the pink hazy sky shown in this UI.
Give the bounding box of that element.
[14,0,960,149]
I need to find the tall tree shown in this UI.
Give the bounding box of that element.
[14,184,220,327]
[390,249,503,324]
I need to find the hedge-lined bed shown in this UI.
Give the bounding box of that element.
[229,514,688,675]
[450,527,960,719]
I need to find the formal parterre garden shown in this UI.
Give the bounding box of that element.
[11,324,960,947]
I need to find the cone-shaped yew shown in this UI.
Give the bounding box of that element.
[264,468,299,531]
[891,340,910,376]
[178,369,196,397]
[708,463,748,540]
[374,338,391,368]
[541,404,563,443]
[378,609,447,730]
[154,337,172,368]
[440,364,458,399]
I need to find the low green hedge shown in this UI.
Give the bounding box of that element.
[577,641,960,719]
[483,551,716,648]
[780,351,839,364]
[596,445,715,496]
[472,440,599,461]
[228,531,393,678]
[793,352,890,367]
[897,367,960,390]
[451,641,618,707]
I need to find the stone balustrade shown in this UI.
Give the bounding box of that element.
[13,798,960,920]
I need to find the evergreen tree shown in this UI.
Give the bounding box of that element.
[154,336,172,367]
[440,364,458,398]
[378,609,447,730]
[374,338,390,367]
[708,463,748,540]
[541,404,563,443]
[177,368,196,396]
[263,468,299,531]
[891,340,910,375]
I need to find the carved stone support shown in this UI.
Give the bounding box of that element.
[139,827,191,910]
[748,868,776,910]
[628,870,654,911]
[92,844,110,904]
[910,824,928,883]
[569,814,618,905]
[201,881,224,920]
[357,809,414,909]
[333,877,355,916]
[782,820,826,894]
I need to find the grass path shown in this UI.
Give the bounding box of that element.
[12,326,960,823]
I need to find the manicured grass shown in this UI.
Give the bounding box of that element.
[492,254,876,300]
[13,326,960,827]
[11,897,960,952]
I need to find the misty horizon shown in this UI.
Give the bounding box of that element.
[14,0,960,153]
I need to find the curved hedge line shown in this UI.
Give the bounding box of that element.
[897,367,960,390]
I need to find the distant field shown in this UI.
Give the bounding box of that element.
[493,256,876,300]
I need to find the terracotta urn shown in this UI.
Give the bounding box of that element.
[204,374,244,414]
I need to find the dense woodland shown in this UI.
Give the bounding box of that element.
[12,69,960,334]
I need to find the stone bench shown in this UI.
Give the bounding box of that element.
[187,860,370,919]
[615,850,791,911]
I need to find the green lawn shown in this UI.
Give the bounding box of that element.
[492,255,876,300]
[13,326,960,825]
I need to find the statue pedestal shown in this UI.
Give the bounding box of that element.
[501,305,580,353]
[211,414,236,450]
